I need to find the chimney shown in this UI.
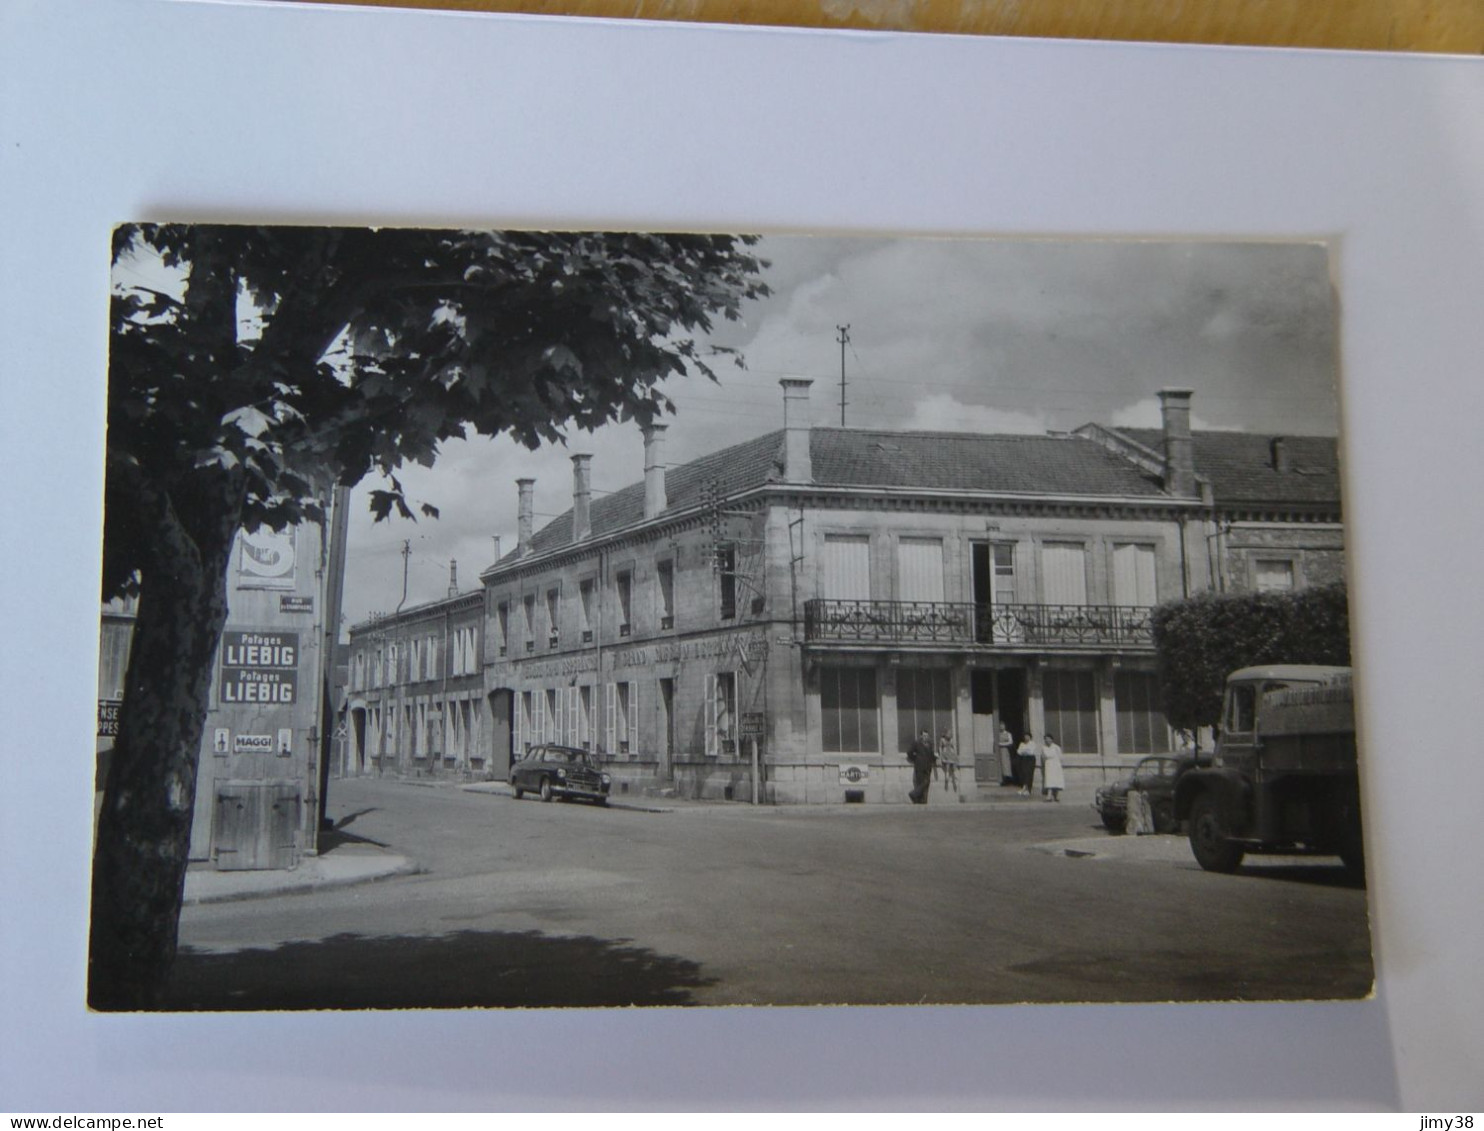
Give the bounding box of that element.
[516,478,535,556]
[491,534,502,563]
[780,378,814,483]
[571,453,593,542]
[448,560,458,598]
[642,423,668,520]
[1158,388,1196,497]
[1270,437,1290,472]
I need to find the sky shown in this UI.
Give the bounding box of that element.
[337,235,1341,630]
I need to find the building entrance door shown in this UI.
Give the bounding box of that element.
[970,669,998,782]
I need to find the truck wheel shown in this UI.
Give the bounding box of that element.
[539,777,554,803]
[1189,794,1244,873]
[1152,799,1176,835]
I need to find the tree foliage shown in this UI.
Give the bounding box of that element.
[95,224,769,1008]
[1151,581,1352,732]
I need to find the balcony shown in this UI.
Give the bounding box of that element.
[802,598,1155,651]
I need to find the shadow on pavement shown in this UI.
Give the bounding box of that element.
[164,928,716,1010]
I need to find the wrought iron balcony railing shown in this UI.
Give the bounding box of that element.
[802,598,1155,649]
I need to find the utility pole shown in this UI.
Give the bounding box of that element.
[836,324,850,426]
[396,539,411,614]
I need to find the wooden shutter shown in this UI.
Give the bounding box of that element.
[1112,543,1157,606]
[896,537,945,602]
[1041,543,1088,606]
[822,535,871,600]
[628,682,639,755]
[704,673,718,757]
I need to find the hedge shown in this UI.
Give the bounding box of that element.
[1150,581,1352,732]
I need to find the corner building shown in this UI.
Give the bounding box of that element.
[481,382,1337,803]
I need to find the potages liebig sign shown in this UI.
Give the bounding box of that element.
[220,630,299,705]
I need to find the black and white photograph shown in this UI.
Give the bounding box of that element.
[6,0,1484,1111]
[94,227,1370,1012]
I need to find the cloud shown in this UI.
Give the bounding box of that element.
[905,393,1049,435]
[1107,396,1222,431]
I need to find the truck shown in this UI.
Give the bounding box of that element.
[1173,664,1363,875]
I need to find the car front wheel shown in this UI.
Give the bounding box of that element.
[539,777,554,803]
[1100,808,1125,834]
[1189,793,1244,873]
[513,785,524,800]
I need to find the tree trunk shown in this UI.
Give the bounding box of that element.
[89,486,241,1010]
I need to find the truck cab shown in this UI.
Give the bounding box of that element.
[1174,665,1362,874]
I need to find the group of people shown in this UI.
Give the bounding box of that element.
[905,726,1064,804]
[1010,727,1064,802]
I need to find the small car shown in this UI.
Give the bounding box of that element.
[1094,754,1202,834]
[510,744,612,806]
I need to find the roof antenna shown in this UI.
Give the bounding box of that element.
[836,324,850,426]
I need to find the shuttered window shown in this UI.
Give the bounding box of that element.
[1114,671,1171,754]
[1041,543,1088,606]
[1043,669,1099,754]
[822,535,871,600]
[896,537,945,603]
[821,666,879,753]
[895,667,953,753]
[1112,543,1157,607]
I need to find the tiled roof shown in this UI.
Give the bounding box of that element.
[506,429,787,563]
[1117,428,1341,507]
[496,427,1171,569]
[810,428,1165,496]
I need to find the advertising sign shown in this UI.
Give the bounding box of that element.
[97,699,121,737]
[838,763,871,785]
[237,528,295,588]
[219,630,299,705]
[740,712,766,738]
[234,733,274,754]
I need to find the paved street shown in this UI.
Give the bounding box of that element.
[166,776,1374,1009]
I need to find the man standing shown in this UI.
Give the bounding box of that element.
[907,728,937,805]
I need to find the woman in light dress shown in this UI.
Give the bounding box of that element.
[1041,734,1066,802]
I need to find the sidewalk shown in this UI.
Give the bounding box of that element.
[182,842,417,906]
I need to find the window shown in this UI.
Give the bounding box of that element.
[1114,671,1171,754]
[895,667,952,753]
[992,543,1016,604]
[717,545,737,620]
[896,537,945,603]
[1227,684,1256,732]
[544,687,561,743]
[705,671,737,757]
[616,571,633,635]
[579,578,595,642]
[98,621,133,699]
[1041,543,1088,606]
[523,595,536,652]
[821,666,879,753]
[1043,669,1099,754]
[1112,543,1158,607]
[1254,559,1295,592]
[497,602,509,657]
[546,588,560,648]
[657,560,675,630]
[822,534,871,600]
[607,681,638,755]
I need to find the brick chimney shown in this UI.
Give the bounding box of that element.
[1158,388,1196,497]
[780,377,814,483]
[1270,436,1290,472]
[571,453,593,542]
[642,422,668,520]
[516,478,535,556]
[448,560,458,598]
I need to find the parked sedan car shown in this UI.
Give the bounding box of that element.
[511,744,612,806]
[1094,755,1202,834]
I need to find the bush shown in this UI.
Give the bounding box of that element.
[1151,582,1352,732]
